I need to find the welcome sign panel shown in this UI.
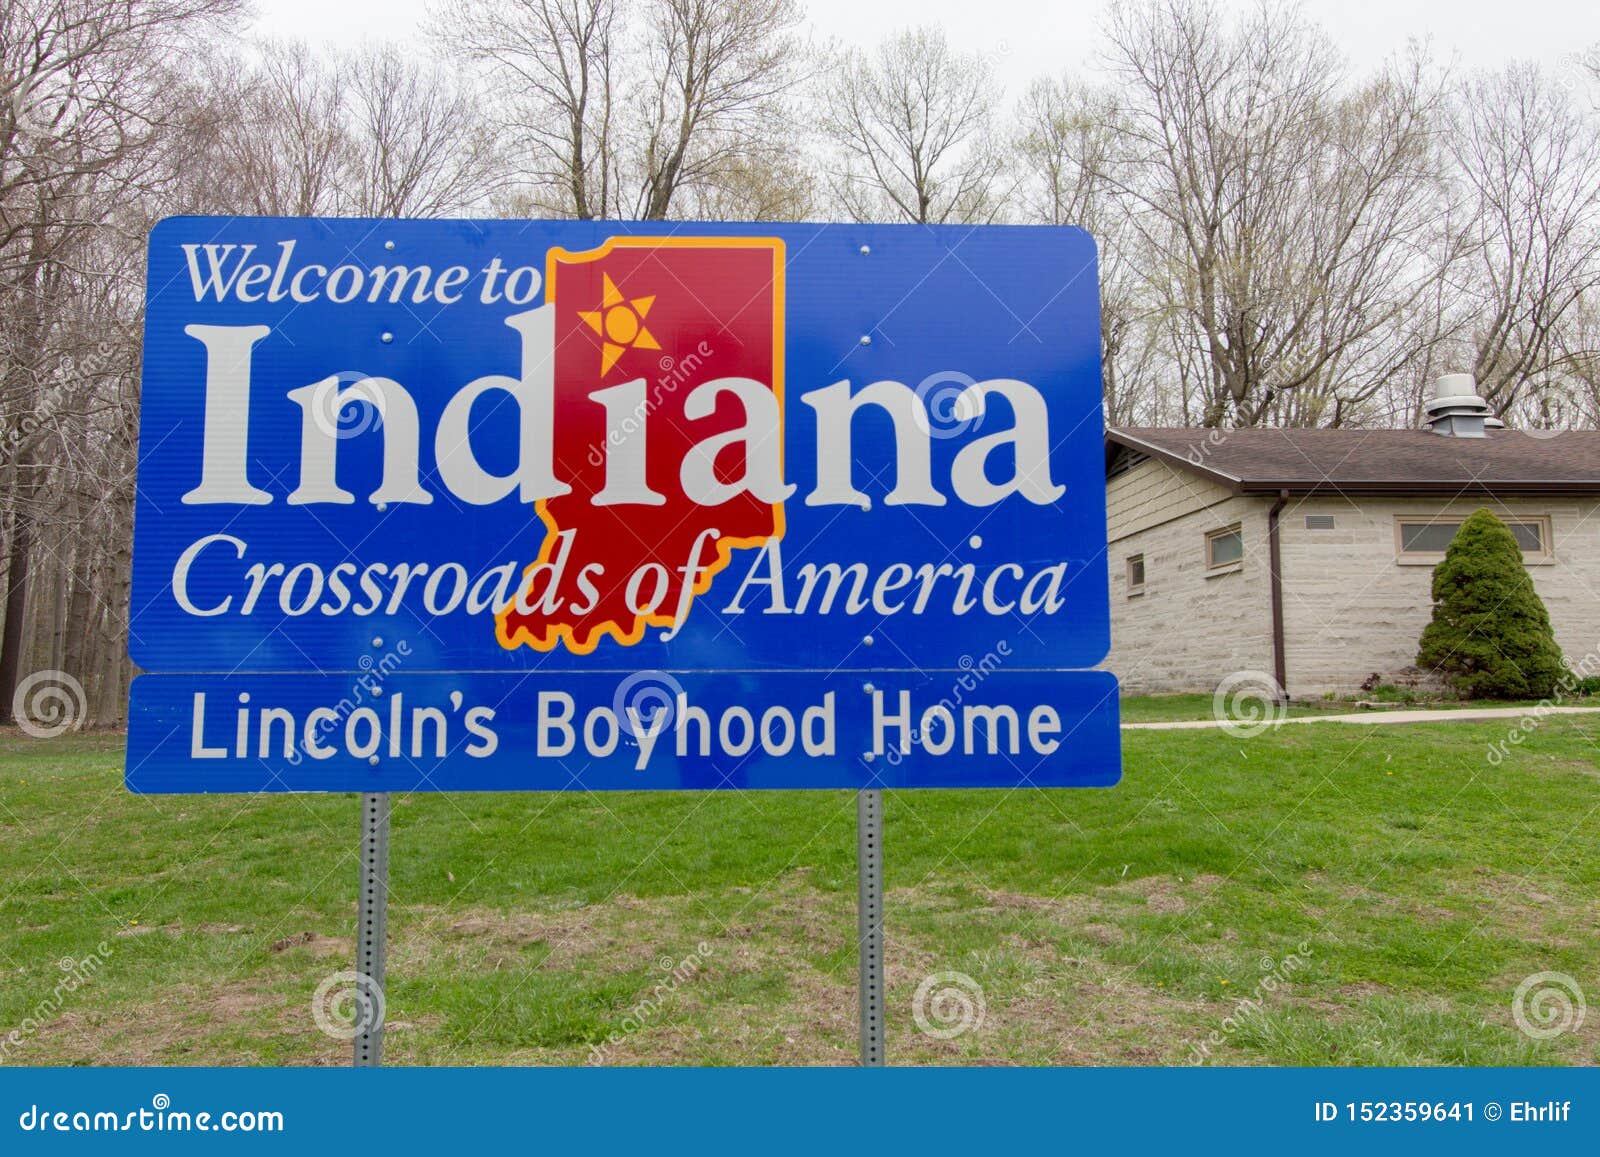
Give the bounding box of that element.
[133,218,1108,674]
[129,217,1117,791]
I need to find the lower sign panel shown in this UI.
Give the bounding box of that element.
[126,670,1121,792]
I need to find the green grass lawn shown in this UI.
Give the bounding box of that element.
[2,709,1598,1067]
[1116,691,1574,724]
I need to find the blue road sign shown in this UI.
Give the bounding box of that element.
[125,669,1120,792]
[129,217,1118,791]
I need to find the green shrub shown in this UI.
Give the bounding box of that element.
[1416,509,1565,699]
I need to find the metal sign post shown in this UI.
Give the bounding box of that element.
[354,792,389,1067]
[857,788,884,1066]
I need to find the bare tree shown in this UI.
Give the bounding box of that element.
[429,0,619,218]
[433,0,803,220]
[821,26,1006,225]
[346,43,506,217]
[0,0,241,724]
[1446,63,1600,416]
[1015,75,1166,424]
[195,39,353,216]
[634,0,803,219]
[1544,298,1600,427]
[184,39,504,220]
[676,147,817,221]
[1101,0,1452,428]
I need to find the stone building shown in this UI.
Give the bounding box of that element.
[1103,377,1600,697]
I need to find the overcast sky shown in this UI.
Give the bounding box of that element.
[251,0,1599,87]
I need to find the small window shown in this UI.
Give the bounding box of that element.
[1398,521,1460,554]
[1126,554,1146,596]
[1510,522,1546,553]
[1205,524,1244,571]
[1396,516,1551,563]
[1305,514,1336,530]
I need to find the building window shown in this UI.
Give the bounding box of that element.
[1205,524,1244,572]
[1395,516,1552,563]
[1126,554,1145,596]
[1305,514,1336,530]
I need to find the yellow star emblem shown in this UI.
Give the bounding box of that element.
[578,274,660,376]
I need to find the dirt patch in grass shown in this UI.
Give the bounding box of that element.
[1115,872,1226,906]
[267,931,348,956]
[39,987,285,1066]
[400,900,658,974]
[399,871,849,981]
[1462,868,1597,948]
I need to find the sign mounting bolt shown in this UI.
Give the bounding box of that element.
[383,240,395,251]
[372,637,384,648]
[381,332,394,344]
[862,634,875,646]
[368,755,379,766]
[863,682,875,693]
[859,335,872,346]
[859,244,871,256]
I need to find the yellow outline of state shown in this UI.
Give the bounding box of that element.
[495,236,787,656]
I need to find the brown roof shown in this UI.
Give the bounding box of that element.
[1107,427,1600,496]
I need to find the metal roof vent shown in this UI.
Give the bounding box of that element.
[1424,373,1502,438]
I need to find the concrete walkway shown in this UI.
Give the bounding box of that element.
[1123,705,1600,730]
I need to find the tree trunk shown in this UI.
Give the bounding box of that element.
[0,505,35,724]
